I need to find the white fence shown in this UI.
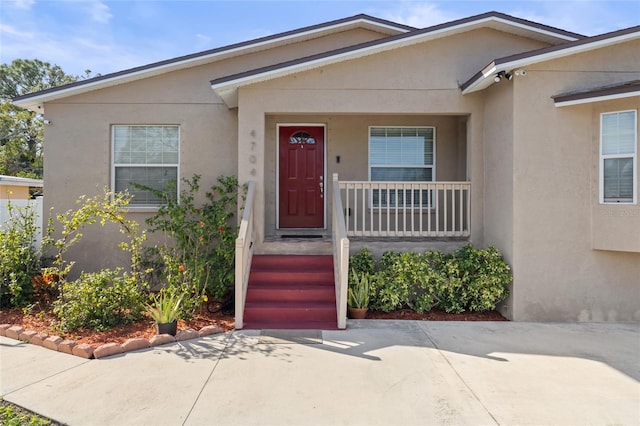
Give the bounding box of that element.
[0,196,44,249]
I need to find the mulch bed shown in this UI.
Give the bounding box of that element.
[367,308,508,321]
[0,306,506,348]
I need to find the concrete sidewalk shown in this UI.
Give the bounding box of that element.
[1,321,638,426]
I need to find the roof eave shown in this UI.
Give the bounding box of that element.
[461,27,640,95]
[0,175,44,187]
[12,15,413,112]
[212,13,585,105]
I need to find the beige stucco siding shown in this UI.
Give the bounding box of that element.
[482,81,515,319]
[508,41,640,321]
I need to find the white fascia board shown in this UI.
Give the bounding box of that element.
[555,91,640,107]
[490,17,580,42]
[462,30,640,95]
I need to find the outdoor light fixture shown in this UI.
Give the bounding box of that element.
[493,71,513,82]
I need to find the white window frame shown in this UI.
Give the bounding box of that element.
[111,125,180,209]
[599,110,637,205]
[368,126,436,209]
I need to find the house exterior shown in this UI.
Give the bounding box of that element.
[14,12,640,325]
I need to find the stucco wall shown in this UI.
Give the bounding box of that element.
[482,81,515,319]
[508,40,640,321]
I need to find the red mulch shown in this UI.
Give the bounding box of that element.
[0,306,234,346]
[367,308,508,321]
[0,306,506,348]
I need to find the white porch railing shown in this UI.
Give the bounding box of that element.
[332,173,349,329]
[234,180,256,330]
[339,179,471,237]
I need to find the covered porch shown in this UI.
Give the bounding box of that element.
[234,112,478,330]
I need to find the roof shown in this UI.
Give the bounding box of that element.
[13,11,583,111]
[210,11,586,107]
[461,25,640,94]
[12,14,414,111]
[552,80,640,107]
[0,175,44,188]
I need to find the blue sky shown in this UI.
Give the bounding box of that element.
[1,0,639,76]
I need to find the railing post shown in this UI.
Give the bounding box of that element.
[332,173,349,329]
[234,181,256,330]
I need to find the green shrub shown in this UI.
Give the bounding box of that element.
[143,174,244,299]
[440,245,511,313]
[349,248,375,276]
[0,201,41,307]
[53,268,146,332]
[366,245,511,314]
[412,250,449,313]
[370,251,415,311]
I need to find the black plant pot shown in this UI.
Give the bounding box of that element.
[156,321,178,336]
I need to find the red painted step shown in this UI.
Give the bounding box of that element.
[242,255,337,330]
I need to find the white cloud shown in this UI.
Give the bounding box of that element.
[380,1,461,29]
[10,0,35,10]
[86,1,113,24]
[196,33,212,44]
[0,23,35,39]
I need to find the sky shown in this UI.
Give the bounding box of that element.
[1,0,639,77]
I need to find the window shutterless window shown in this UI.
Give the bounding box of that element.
[600,111,637,204]
[112,125,179,206]
[369,127,435,207]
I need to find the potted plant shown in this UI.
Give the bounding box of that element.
[348,270,370,319]
[145,287,183,336]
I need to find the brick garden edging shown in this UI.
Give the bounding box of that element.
[0,323,224,360]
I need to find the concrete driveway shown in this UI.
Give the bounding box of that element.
[1,321,638,425]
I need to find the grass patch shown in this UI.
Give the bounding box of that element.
[0,398,60,426]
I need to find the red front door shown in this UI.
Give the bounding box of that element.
[278,125,325,228]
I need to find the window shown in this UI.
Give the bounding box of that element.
[369,127,435,207]
[600,111,637,204]
[112,125,179,206]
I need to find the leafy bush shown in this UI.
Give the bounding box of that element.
[44,189,146,281]
[144,174,244,299]
[440,245,511,313]
[157,251,207,321]
[0,201,41,307]
[349,248,375,276]
[53,268,146,332]
[361,245,511,314]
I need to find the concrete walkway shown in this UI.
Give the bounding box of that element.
[1,321,638,426]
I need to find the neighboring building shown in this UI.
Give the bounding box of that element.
[14,12,640,326]
[0,175,44,249]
